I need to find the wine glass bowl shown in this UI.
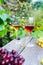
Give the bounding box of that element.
[13,26,21,31]
[25,17,35,33]
[25,26,34,33]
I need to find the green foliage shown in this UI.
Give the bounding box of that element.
[0,18,7,38]
[10,27,28,39]
[0,6,14,39]
[0,0,4,5]
[0,26,7,38]
[0,18,4,25]
[19,0,31,3]
[35,20,43,31]
[32,1,43,9]
[31,31,43,38]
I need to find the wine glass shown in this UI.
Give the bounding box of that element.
[25,17,35,36]
[13,26,21,40]
[25,17,35,47]
[13,26,20,31]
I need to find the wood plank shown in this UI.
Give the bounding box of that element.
[20,38,43,65]
[3,36,32,52]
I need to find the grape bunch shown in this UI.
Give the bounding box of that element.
[0,48,25,65]
[36,38,43,48]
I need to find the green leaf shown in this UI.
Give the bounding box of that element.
[0,26,7,38]
[31,31,43,38]
[0,17,7,25]
[0,14,10,21]
[0,6,3,10]
[31,31,38,38]
[0,18,4,25]
[0,0,3,5]
[17,28,27,38]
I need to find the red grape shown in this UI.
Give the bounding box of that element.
[7,54,11,59]
[2,60,5,65]
[8,63,11,65]
[10,57,14,62]
[18,60,22,65]
[18,55,23,60]
[14,59,18,65]
[21,58,25,63]
[4,49,8,54]
[5,59,9,64]
[1,49,5,54]
[2,54,7,59]
[14,52,18,58]
[0,47,25,65]
[12,50,16,54]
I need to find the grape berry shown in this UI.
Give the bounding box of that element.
[0,48,25,65]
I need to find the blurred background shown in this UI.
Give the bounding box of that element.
[0,0,43,47]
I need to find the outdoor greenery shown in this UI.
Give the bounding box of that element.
[0,0,43,46]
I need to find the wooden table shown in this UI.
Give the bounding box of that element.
[3,36,32,52]
[21,38,43,65]
[3,37,43,65]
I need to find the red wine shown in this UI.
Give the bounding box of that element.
[25,26,34,32]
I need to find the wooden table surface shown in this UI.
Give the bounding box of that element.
[3,36,32,52]
[3,37,43,65]
[21,38,43,65]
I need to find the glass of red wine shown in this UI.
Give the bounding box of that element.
[25,26,34,33]
[25,17,35,36]
[25,17,35,47]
